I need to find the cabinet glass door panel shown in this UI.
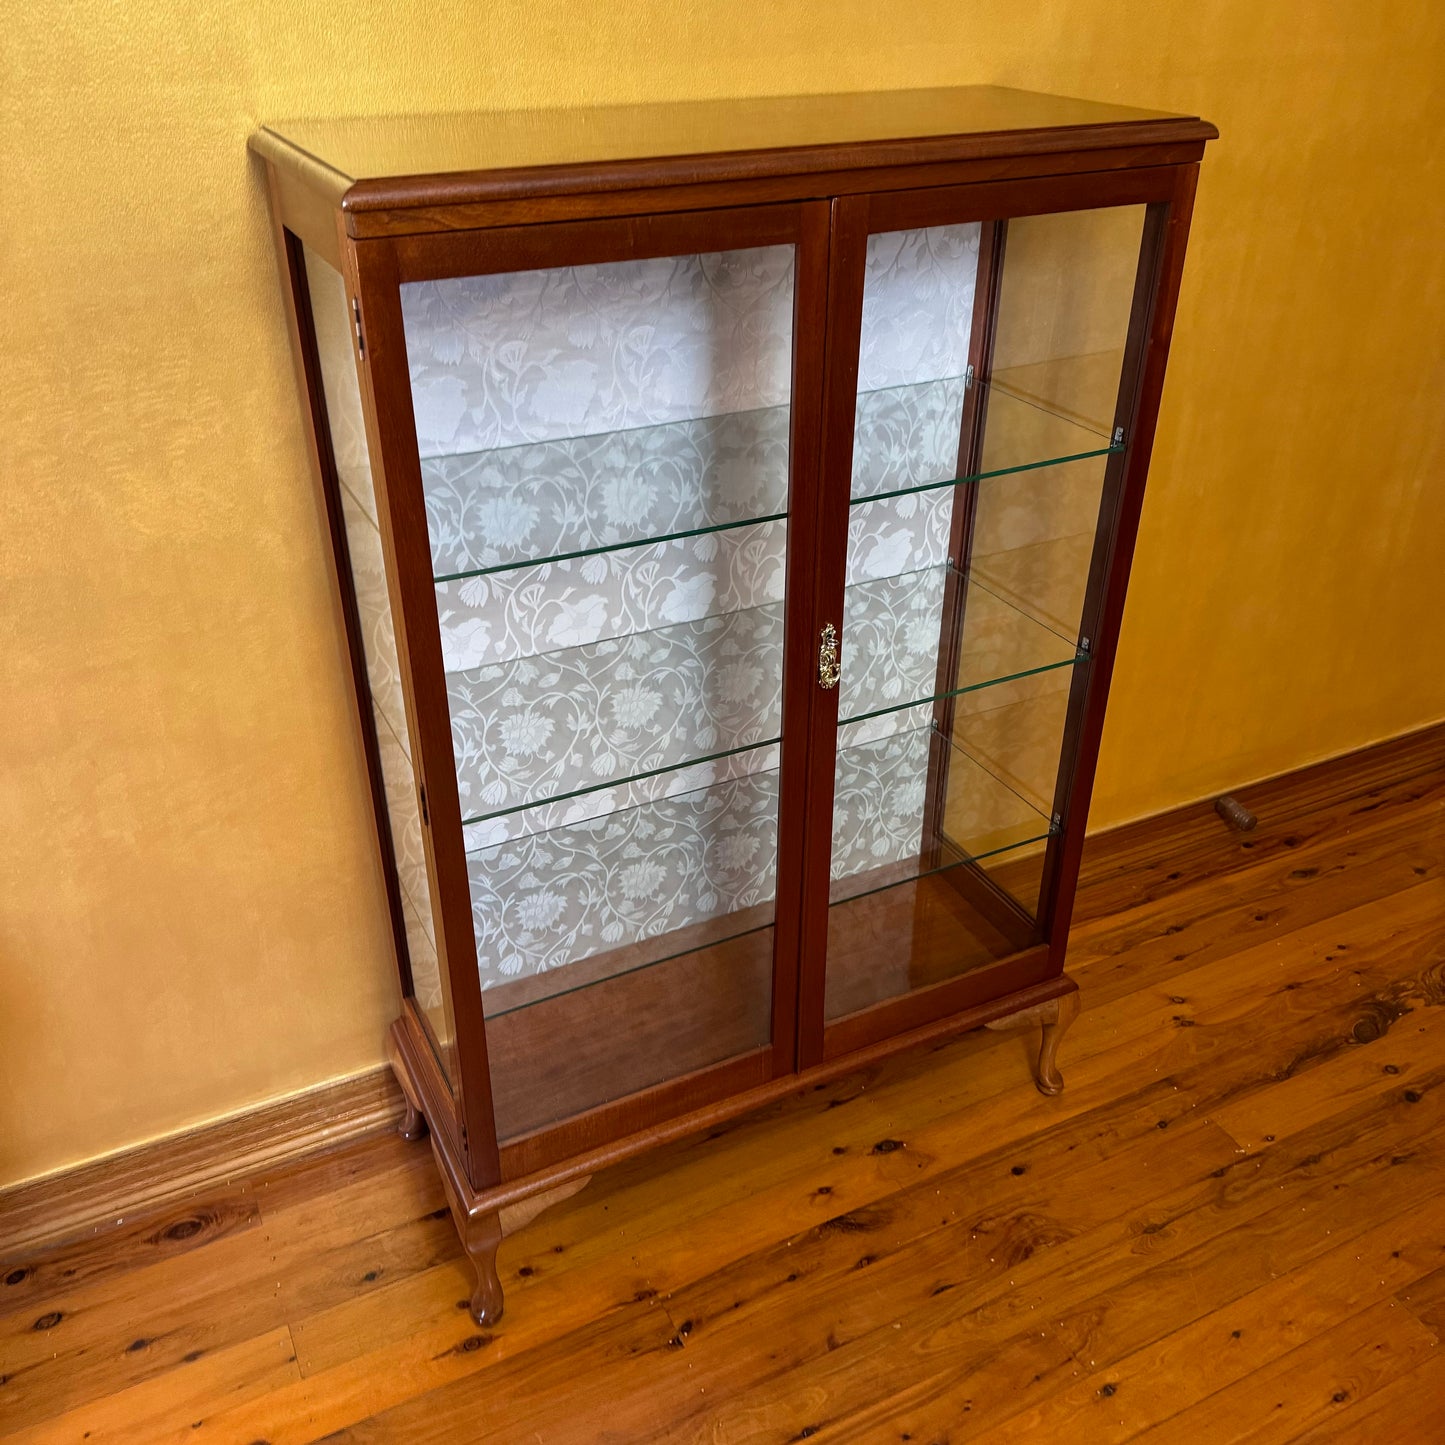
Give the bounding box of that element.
[304,246,460,1088]
[958,204,1146,920]
[823,206,1145,1027]
[400,242,796,1139]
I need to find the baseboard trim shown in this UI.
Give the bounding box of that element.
[0,1066,404,1261]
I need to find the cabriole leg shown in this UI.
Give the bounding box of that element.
[1034,990,1081,1096]
[464,1210,505,1326]
[985,987,1082,1096]
[389,1050,429,1143]
[399,1099,427,1142]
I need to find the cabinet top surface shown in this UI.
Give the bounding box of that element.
[253,85,1214,213]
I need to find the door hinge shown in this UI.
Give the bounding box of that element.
[419,783,429,827]
[352,297,365,357]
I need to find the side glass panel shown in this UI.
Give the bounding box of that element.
[824,207,1145,1026]
[303,246,458,1086]
[963,205,1147,919]
[401,246,795,1141]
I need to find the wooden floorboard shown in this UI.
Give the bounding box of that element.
[2,724,1442,1443]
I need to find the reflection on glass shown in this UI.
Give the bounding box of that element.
[304,246,458,1086]
[401,246,797,1135]
[482,927,776,1140]
[824,207,1145,1027]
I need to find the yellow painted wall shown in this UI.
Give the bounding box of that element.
[3,2,1442,1189]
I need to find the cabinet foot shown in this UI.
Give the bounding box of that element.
[398,1099,428,1142]
[985,987,1081,1096]
[387,1041,428,1142]
[464,1211,506,1326]
[458,1178,591,1327]
[388,1019,588,1328]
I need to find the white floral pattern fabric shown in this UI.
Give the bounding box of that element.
[434,520,788,674]
[401,247,796,456]
[447,599,784,830]
[337,486,409,752]
[830,724,934,885]
[460,744,781,856]
[402,246,798,994]
[423,406,791,578]
[851,376,968,502]
[856,225,979,394]
[827,225,982,893]
[467,770,780,981]
[396,227,1037,994]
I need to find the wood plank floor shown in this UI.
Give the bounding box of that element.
[3,725,1443,1443]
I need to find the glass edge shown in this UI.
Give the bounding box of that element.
[462,736,783,847]
[434,509,789,585]
[848,441,1121,511]
[417,396,792,466]
[829,822,1057,911]
[839,651,1084,729]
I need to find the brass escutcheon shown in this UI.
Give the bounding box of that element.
[818,623,841,690]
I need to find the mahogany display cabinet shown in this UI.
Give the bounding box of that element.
[252,86,1214,1323]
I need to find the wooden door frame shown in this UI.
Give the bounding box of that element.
[921,216,1042,949]
[345,234,503,1188]
[798,162,1193,1066]
[347,200,832,1189]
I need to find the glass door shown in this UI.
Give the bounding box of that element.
[817,196,1151,1054]
[391,210,823,1151]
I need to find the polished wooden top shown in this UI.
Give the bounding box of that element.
[251,86,1215,214]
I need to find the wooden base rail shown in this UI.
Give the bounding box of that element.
[387,973,1078,1322]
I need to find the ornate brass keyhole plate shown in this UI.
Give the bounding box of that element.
[818,623,840,690]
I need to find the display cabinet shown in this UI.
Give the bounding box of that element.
[252,86,1214,1323]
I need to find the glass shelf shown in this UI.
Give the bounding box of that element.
[830,720,1055,910]
[469,715,1050,1019]
[448,562,1080,830]
[850,375,1121,510]
[450,599,785,831]
[838,568,1081,728]
[433,508,789,584]
[423,375,1119,584]
[462,736,780,834]
[468,763,780,1015]
[418,399,788,469]
[424,403,791,582]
